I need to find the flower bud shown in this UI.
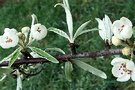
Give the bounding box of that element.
[21,27,30,37]
[112,36,121,46]
[122,47,130,55]
[17,32,23,38]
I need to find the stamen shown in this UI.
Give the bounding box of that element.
[6,38,13,43]
[37,27,41,33]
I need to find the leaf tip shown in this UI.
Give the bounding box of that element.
[100,73,107,79]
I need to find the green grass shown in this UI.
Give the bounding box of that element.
[0,0,135,89]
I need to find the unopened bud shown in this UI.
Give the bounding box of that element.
[112,36,121,46]
[17,32,23,37]
[122,47,130,55]
[21,27,30,37]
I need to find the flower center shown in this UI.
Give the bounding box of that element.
[118,25,125,32]
[37,27,41,33]
[5,36,13,43]
[119,63,131,75]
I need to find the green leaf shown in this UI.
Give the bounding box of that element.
[55,3,73,42]
[65,61,73,82]
[29,47,59,63]
[16,70,22,90]
[9,48,22,67]
[73,20,91,41]
[0,47,22,64]
[79,28,99,36]
[49,27,71,42]
[72,59,107,79]
[45,48,65,54]
[0,67,13,75]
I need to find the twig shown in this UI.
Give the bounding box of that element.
[0,49,122,66]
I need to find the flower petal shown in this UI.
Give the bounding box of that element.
[131,68,135,81]
[111,57,127,65]
[112,64,125,77]
[120,17,132,27]
[126,60,135,70]
[117,73,130,82]
[120,25,133,39]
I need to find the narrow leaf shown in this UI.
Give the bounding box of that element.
[79,28,99,36]
[63,0,70,9]
[55,3,73,42]
[72,59,107,79]
[9,48,22,67]
[65,61,73,82]
[29,47,59,63]
[49,27,70,41]
[0,47,22,64]
[73,20,91,41]
[16,70,22,90]
[45,48,65,54]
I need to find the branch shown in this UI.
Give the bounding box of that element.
[0,49,122,66]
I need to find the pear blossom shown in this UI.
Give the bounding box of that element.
[96,15,113,44]
[31,23,47,40]
[0,28,19,49]
[112,17,133,40]
[111,57,135,82]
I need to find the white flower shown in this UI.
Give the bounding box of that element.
[31,23,47,40]
[96,15,113,44]
[21,27,30,37]
[0,28,19,49]
[112,17,133,40]
[111,57,135,82]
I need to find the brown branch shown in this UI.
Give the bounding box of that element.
[0,49,122,66]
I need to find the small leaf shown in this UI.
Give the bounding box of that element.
[0,67,13,75]
[72,59,107,79]
[45,48,65,54]
[73,20,91,41]
[65,61,73,82]
[16,70,22,90]
[55,3,73,42]
[29,47,59,63]
[49,27,71,42]
[79,28,99,36]
[0,47,22,64]
[9,48,22,67]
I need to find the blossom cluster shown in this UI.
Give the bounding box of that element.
[96,15,135,82]
[0,14,47,49]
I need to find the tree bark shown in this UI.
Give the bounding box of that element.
[0,49,122,66]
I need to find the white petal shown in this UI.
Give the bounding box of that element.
[95,18,105,40]
[131,68,135,81]
[120,17,132,27]
[120,25,133,39]
[112,20,123,32]
[113,27,124,39]
[126,60,135,70]
[111,57,127,65]
[117,73,130,82]
[112,64,125,77]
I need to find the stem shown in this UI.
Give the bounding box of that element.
[0,49,122,66]
[69,43,77,54]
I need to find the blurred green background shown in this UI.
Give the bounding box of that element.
[0,0,135,89]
